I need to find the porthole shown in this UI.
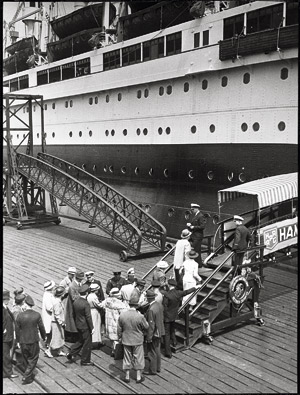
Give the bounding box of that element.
[37,133,39,138]
[123,129,127,136]
[243,73,250,84]
[92,165,97,172]
[111,129,115,136]
[184,82,189,92]
[158,127,163,135]
[213,214,220,225]
[167,85,172,95]
[278,121,285,131]
[82,164,86,170]
[143,128,148,135]
[241,123,248,132]
[135,167,139,175]
[121,166,126,174]
[89,98,93,105]
[209,124,215,133]
[105,130,109,136]
[207,171,214,180]
[228,172,234,181]
[70,100,73,107]
[79,131,82,137]
[221,76,228,87]
[202,79,208,90]
[137,90,142,99]
[144,89,149,98]
[136,128,141,136]
[280,68,288,80]
[239,173,246,183]
[149,168,153,176]
[69,131,73,137]
[188,170,195,179]
[52,132,55,138]
[145,204,151,213]
[89,130,92,137]
[65,101,69,108]
[43,105,47,111]
[17,134,19,139]
[164,169,169,178]
[93,97,97,104]
[184,211,191,220]
[33,105,36,112]
[252,122,260,132]
[104,165,108,172]
[109,165,114,173]
[168,208,175,217]
[159,86,164,96]
[52,103,55,109]
[166,127,171,135]
[118,93,122,101]
[106,95,109,103]
[191,125,197,134]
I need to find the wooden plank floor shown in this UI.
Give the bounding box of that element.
[3,217,298,394]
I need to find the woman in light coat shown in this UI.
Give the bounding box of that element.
[100,287,128,357]
[42,280,56,357]
[180,250,202,310]
[87,283,103,348]
[49,286,66,357]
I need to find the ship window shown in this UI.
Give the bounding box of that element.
[143,37,164,62]
[44,104,47,111]
[164,169,169,178]
[106,95,110,103]
[202,79,208,90]
[168,208,174,217]
[79,131,82,137]
[191,125,197,134]
[103,49,120,71]
[203,30,209,46]
[210,124,215,133]
[158,127,163,135]
[194,32,200,48]
[52,132,55,138]
[144,89,149,98]
[123,129,127,136]
[69,131,72,137]
[278,121,285,131]
[188,170,195,179]
[221,76,228,87]
[252,122,260,132]
[247,4,283,34]
[136,128,141,136]
[166,32,182,56]
[143,128,148,135]
[167,85,172,95]
[62,62,75,80]
[37,133,39,138]
[52,103,55,109]
[207,171,214,180]
[17,134,19,139]
[111,129,115,136]
[95,97,98,104]
[105,130,109,136]
[118,93,122,101]
[184,82,189,92]
[89,98,93,105]
[19,75,29,90]
[286,1,298,26]
[65,101,68,108]
[280,68,288,80]
[49,66,61,83]
[135,167,139,175]
[33,106,36,112]
[239,173,246,183]
[76,58,90,76]
[10,78,19,92]
[166,127,171,135]
[228,172,234,181]
[243,73,250,84]
[223,14,244,39]
[159,87,164,96]
[121,166,126,174]
[122,44,141,66]
[241,123,248,132]
[109,166,114,173]
[37,70,48,85]
[149,168,153,176]
[137,90,142,99]
[89,130,92,137]
[70,100,73,107]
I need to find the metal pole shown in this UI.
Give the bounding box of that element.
[185,306,189,347]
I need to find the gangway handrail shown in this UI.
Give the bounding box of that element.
[37,152,167,251]
[16,153,144,254]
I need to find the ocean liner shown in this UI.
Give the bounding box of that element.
[3,1,298,238]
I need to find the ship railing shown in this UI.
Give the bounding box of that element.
[37,153,167,251]
[16,153,145,254]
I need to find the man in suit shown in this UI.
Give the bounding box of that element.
[15,295,46,385]
[66,284,94,366]
[232,215,251,271]
[3,290,18,379]
[105,270,126,295]
[65,270,85,339]
[163,279,200,358]
[187,203,206,267]
[144,290,165,376]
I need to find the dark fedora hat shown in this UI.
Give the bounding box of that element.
[54,286,65,297]
[146,290,156,300]
[168,278,177,287]
[151,279,161,288]
[25,295,35,306]
[187,250,199,259]
[78,284,90,295]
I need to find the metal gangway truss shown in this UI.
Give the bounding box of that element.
[15,152,167,260]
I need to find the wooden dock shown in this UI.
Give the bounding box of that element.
[3,217,298,394]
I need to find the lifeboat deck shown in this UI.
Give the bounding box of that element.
[3,218,297,394]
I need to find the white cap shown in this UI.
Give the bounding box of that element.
[233,215,244,221]
[85,271,94,276]
[157,260,169,269]
[67,267,77,274]
[44,280,55,291]
[127,267,135,275]
[191,203,200,209]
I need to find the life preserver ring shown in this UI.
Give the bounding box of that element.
[229,275,250,306]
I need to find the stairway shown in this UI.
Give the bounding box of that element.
[15,153,166,259]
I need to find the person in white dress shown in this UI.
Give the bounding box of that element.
[180,250,202,310]
[87,283,103,348]
[173,229,192,288]
[42,280,56,357]
[49,286,66,357]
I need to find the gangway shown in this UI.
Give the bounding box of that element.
[15,153,166,260]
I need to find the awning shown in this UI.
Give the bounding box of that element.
[218,173,298,209]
